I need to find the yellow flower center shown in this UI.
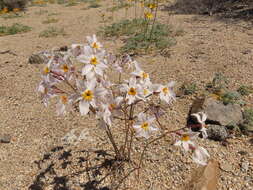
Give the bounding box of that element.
[141,122,149,130]
[60,95,68,104]
[109,103,116,111]
[43,66,50,74]
[92,42,99,49]
[144,12,153,19]
[2,8,8,13]
[147,3,156,9]
[142,72,148,79]
[90,57,98,65]
[13,8,20,12]
[181,135,190,141]
[82,90,93,101]
[128,87,137,96]
[62,64,69,72]
[162,87,169,94]
[143,89,148,95]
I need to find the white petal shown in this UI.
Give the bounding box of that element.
[94,66,104,76]
[82,64,93,76]
[191,113,202,123]
[129,77,136,87]
[56,102,66,116]
[182,141,190,151]
[174,140,182,146]
[79,101,90,115]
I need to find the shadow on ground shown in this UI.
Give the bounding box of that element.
[29,146,137,190]
[163,0,253,24]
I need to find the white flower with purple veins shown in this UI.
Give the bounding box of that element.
[76,80,107,115]
[133,112,158,139]
[153,81,176,104]
[71,44,84,57]
[174,132,199,151]
[121,77,144,104]
[56,95,71,116]
[131,62,151,85]
[192,146,210,165]
[86,34,103,51]
[37,80,57,106]
[53,55,75,81]
[191,112,208,138]
[99,96,124,126]
[78,46,107,79]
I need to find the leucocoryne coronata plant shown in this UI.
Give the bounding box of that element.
[37,34,210,168]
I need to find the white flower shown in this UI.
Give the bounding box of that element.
[133,112,158,139]
[37,80,57,106]
[56,95,71,116]
[192,146,210,165]
[174,132,199,151]
[86,34,102,50]
[78,46,107,79]
[121,77,144,104]
[138,81,153,98]
[71,44,83,56]
[97,96,123,126]
[191,112,208,138]
[75,80,107,115]
[153,81,176,104]
[131,62,151,85]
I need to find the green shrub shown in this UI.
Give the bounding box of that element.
[237,85,253,96]
[0,23,31,36]
[221,91,241,105]
[39,27,66,37]
[100,19,175,55]
[240,109,253,133]
[179,82,198,95]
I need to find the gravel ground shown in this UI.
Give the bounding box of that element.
[0,1,252,189]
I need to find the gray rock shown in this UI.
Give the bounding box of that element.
[241,162,249,172]
[190,97,243,126]
[28,47,68,64]
[0,134,11,143]
[28,52,49,64]
[220,162,233,172]
[207,125,228,141]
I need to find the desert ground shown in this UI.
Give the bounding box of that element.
[0,0,253,189]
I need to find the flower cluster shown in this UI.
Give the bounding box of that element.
[37,34,210,165]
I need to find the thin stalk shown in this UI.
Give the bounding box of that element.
[127,130,134,160]
[149,0,159,39]
[122,104,134,156]
[137,126,188,176]
[134,0,137,19]
[105,124,121,159]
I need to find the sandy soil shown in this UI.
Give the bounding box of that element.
[0,1,253,190]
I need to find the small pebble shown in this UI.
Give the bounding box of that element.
[241,162,249,172]
[0,134,11,143]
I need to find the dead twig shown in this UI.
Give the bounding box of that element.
[0,50,17,56]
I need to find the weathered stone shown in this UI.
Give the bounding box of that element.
[241,161,249,172]
[220,162,233,172]
[28,52,49,64]
[190,97,243,126]
[207,125,228,141]
[28,47,68,64]
[0,134,11,143]
[187,159,219,190]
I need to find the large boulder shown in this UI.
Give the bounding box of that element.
[190,96,243,126]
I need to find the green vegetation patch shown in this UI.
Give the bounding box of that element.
[99,18,175,55]
[39,27,66,37]
[42,17,59,24]
[0,23,31,36]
